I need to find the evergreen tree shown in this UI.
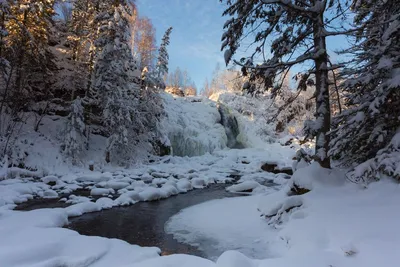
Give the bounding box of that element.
[330,0,400,181]
[64,97,86,162]
[156,26,172,89]
[90,0,143,163]
[220,0,353,168]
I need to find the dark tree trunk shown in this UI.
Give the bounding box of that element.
[313,8,331,169]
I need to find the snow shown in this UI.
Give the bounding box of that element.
[290,162,346,190]
[77,172,113,183]
[191,177,207,189]
[226,180,261,193]
[96,197,115,209]
[160,92,228,156]
[0,142,399,267]
[165,195,272,260]
[176,178,193,192]
[104,181,130,190]
[1,95,398,267]
[0,210,160,267]
[90,188,115,196]
[138,187,162,201]
[166,175,400,267]
[66,202,102,217]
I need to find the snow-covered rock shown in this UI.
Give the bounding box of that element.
[90,188,114,196]
[191,178,206,189]
[176,179,193,193]
[226,181,261,193]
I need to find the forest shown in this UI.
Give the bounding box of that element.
[0,0,399,267]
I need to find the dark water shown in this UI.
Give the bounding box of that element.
[15,188,91,211]
[66,184,236,257]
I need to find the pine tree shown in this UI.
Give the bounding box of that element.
[64,97,86,162]
[220,0,354,168]
[156,26,172,89]
[330,0,400,181]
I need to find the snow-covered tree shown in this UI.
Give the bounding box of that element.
[64,97,86,162]
[156,26,172,85]
[4,0,55,98]
[220,0,354,168]
[157,27,172,78]
[90,1,143,163]
[330,0,400,181]
[69,0,106,95]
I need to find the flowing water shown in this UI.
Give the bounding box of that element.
[66,184,237,257]
[218,104,245,149]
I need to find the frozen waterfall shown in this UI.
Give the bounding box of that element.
[160,93,246,157]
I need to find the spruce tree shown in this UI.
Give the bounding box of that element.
[156,26,172,88]
[330,0,400,181]
[64,97,86,163]
[90,0,142,164]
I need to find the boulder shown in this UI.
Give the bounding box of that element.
[261,162,293,175]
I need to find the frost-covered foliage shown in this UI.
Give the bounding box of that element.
[90,2,145,163]
[331,0,400,181]
[139,67,165,155]
[348,131,400,183]
[220,0,352,168]
[274,84,315,135]
[63,97,86,162]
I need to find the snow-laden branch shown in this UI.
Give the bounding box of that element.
[261,0,324,14]
[235,48,323,70]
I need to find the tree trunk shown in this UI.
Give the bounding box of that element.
[313,9,331,169]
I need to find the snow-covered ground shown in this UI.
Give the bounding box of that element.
[165,195,273,260]
[1,92,398,267]
[0,145,295,209]
[0,144,297,267]
[166,164,400,267]
[2,156,400,267]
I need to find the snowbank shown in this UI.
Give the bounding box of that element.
[166,179,400,267]
[0,209,161,267]
[226,181,261,193]
[165,195,272,260]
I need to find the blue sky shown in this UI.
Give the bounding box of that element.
[137,0,228,90]
[137,0,352,91]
